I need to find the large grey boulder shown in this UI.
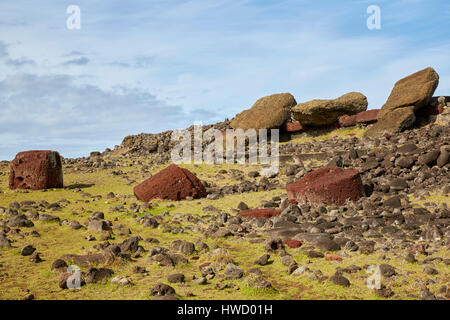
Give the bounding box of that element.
[230,93,297,130]
[292,92,367,126]
[365,67,439,137]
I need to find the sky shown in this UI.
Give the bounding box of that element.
[0,0,449,160]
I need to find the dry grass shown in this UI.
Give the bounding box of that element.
[0,153,448,300]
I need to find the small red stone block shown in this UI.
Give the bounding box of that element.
[286,166,363,207]
[284,121,304,133]
[325,253,343,261]
[282,239,303,248]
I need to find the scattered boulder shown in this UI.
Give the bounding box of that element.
[437,147,449,167]
[230,93,297,130]
[325,253,343,261]
[418,150,440,166]
[134,164,206,202]
[173,241,195,255]
[254,254,270,266]
[282,239,303,248]
[30,252,42,263]
[0,235,11,248]
[119,236,142,253]
[330,273,351,287]
[192,277,207,285]
[167,273,185,283]
[307,251,324,258]
[51,259,68,272]
[60,252,115,268]
[375,285,395,298]
[379,264,396,278]
[292,92,367,126]
[150,283,176,296]
[69,220,82,230]
[88,220,109,232]
[148,253,175,267]
[21,245,36,256]
[281,255,296,266]
[313,238,341,252]
[85,268,114,284]
[286,166,363,206]
[419,289,436,300]
[9,150,63,190]
[111,276,131,286]
[224,263,244,279]
[264,238,285,252]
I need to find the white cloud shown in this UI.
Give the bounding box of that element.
[63,57,90,66]
[0,73,219,160]
[0,0,449,159]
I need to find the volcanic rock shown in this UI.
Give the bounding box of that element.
[286,166,363,206]
[150,283,176,296]
[9,150,63,190]
[282,239,303,248]
[339,114,357,127]
[355,109,379,124]
[292,92,367,126]
[224,263,244,279]
[85,268,114,284]
[437,148,449,167]
[284,121,304,133]
[167,273,185,283]
[365,67,439,137]
[134,164,206,202]
[330,273,351,287]
[254,254,270,266]
[230,93,297,130]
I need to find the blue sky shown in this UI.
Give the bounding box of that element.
[0,0,449,160]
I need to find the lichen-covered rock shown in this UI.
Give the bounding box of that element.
[230,93,297,130]
[292,92,367,126]
[365,67,439,137]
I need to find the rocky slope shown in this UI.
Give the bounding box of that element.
[0,67,449,300]
[0,116,448,300]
